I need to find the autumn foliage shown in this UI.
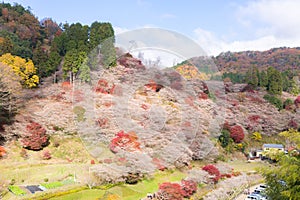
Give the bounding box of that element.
[157,180,197,200]
[94,79,115,94]
[295,96,300,108]
[0,53,39,88]
[229,125,245,143]
[109,131,141,153]
[42,150,51,160]
[175,65,209,80]
[145,80,164,92]
[22,122,49,150]
[0,146,6,157]
[180,180,197,198]
[202,164,221,183]
[158,182,185,200]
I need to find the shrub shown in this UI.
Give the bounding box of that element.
[181,180,197,198]
[294,96,300,108]
[0,146,6,157]
[109,131,141,153]
[251,132,262,141]
[263,94,283,110]
[288,119,298,130]
[22,122,49,150]
[229,125,245,143]
[283,98,294,110]
[20,149,28,159]
[202,164,221,183]
[218,129,230,147]
[158,182,184,200]
[42,150,51,160]
[198,92,208,100]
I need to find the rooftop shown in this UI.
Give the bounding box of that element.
[263,144,284,149]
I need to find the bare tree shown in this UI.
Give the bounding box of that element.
[0,63,23,140]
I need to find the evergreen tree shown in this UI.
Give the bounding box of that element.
[63,50,87,82]
[79,58,91,83]
[245,66,258,87]
[267,67,282,95]
[259,70,268,87]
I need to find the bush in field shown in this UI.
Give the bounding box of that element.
[109,130,141,153]
[22,122,49,150]
[181,179,197,198]
[0,146,6,158]
[294,95,300,108]
[20,148,28,159]
[283,98,294,110]
[288,119,298,130]
[158,182,185,200]
[42,150,51,160]
[229,125,245,143]
[263,94,283,110]
[202,164,221,183]
[218,129,231,147]
[251,132,262,141]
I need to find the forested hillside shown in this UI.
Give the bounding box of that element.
[214,47,300,73]
[0,2,116,80]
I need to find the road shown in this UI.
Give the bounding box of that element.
[234,184,261,200]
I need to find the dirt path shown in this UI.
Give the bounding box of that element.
[234,184,261,200]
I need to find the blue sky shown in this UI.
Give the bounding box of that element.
[3,0,300,55]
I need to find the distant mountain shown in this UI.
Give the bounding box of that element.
[214,47,300,73]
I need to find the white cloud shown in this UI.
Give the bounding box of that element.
[237,0,300,39]
[114,26,129,35]
[194,28,300,56]
[194,0,300,56]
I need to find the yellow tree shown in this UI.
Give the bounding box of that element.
[0,53,39,88]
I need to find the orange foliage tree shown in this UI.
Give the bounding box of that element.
[109,131,141,153]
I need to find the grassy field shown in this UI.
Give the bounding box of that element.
[51,170,186,200]
[227,160,268,172]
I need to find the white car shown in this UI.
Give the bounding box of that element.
[245,194,262,200]
[253,187,265,194]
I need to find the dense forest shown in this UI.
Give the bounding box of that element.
[0,2,116,137]
[0,2,116,79]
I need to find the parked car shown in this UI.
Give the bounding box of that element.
[245,194,262,200]
[253,187,265,194]
[258,184,268,189]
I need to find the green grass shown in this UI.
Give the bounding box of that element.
[50,189,105,200]
[8,185,27,196]
[227,160,268,172]
[41,181,64,189]
[50,169,186,200]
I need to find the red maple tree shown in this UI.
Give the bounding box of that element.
[158,182,185,200]
[22,122,49,150]
[202,164,221,183]
[109,131,141,153]
[229,125,245,143]
[181,180,197,198]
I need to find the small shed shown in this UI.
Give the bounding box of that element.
[263,144,284,152]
